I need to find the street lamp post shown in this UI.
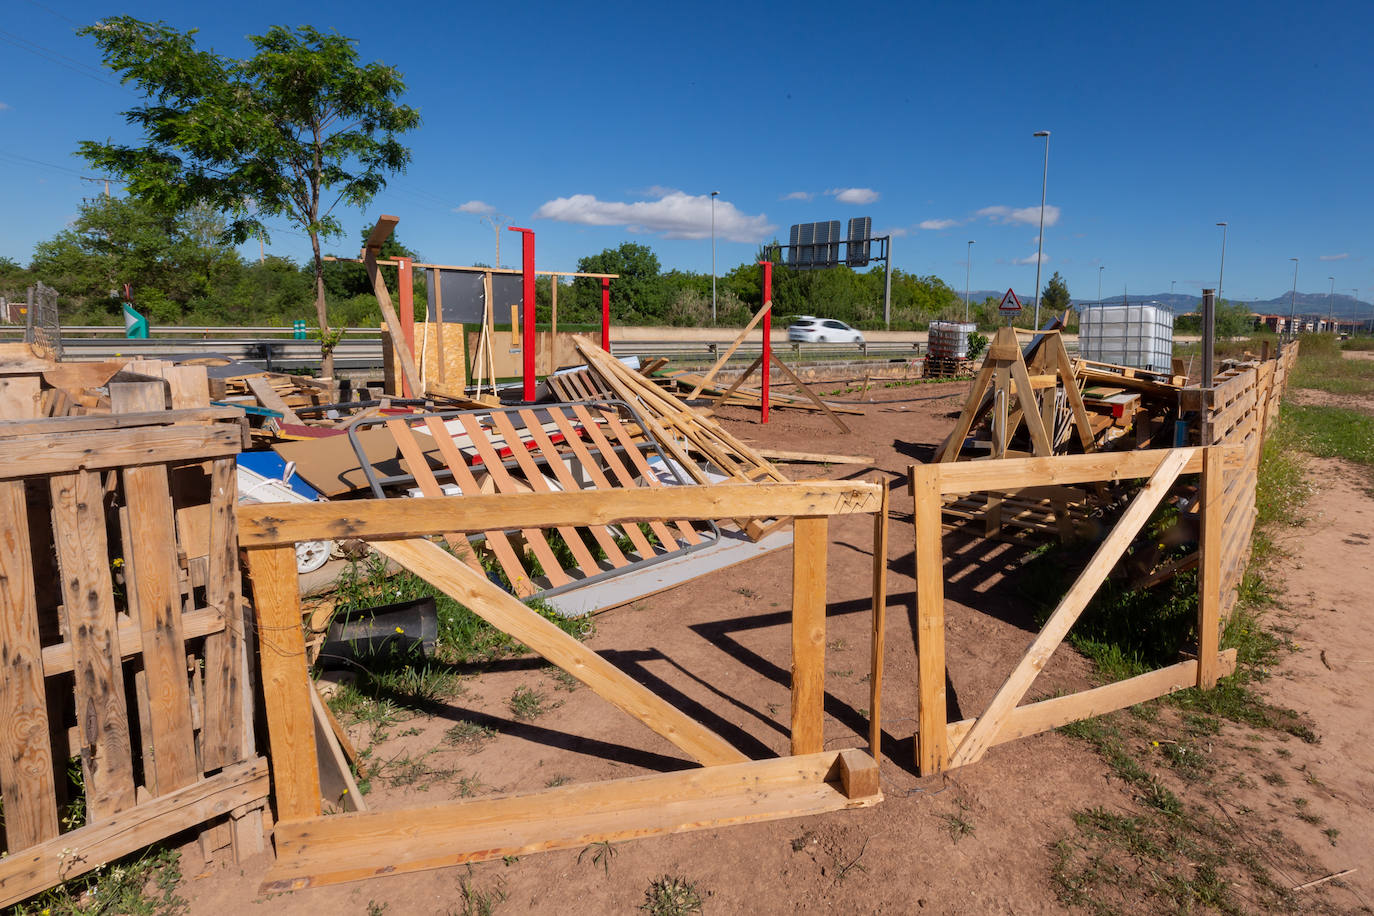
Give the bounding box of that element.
[964,240,975,321]
[1327,277,1335,332]
[1032,130,1051,327]
[1171,280,1176,296]
[710,191,719,325]
[1289,258,1299,335]
[1216,222,1228,306]
[1097,265,1104,304]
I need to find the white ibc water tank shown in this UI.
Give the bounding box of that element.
[1078,304,1175,373]
[928,321,978,358]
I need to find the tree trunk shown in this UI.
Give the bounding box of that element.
[310,232,334,379]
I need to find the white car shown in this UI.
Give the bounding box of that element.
[787,317,864,343]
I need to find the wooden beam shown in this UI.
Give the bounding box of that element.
[362,216,423,398]
[244,376,303,427]
[245,546,321,821]
[944,651,1238,749]
[790,517,828,755]
[0,425,243,480]
[361,214,400,253]
[0,406,240,438]
[686,302,772,399]
[371,538,746,767]
[947,448,1191,768]
[1197,446,1224,687]
[910,464,949,774]
[236,481,883,547]
[770,355,851,434]
[868,478,889,765]
[0,759,268,909]
[261,750,877,892]
[930,446,1227,494]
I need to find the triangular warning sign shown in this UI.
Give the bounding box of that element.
[998,288,1022,312]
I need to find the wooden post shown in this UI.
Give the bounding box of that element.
[398,256,415,397]
[549,275,558,377]
[1197,445,1223,688]
[433,268,446,385]
[246,547,321,821]
[790,516,828,756]
[909,464,948,774]
[868,478,889,765]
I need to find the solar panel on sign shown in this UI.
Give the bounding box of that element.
[847,217,871,267]
[822,220,841,267]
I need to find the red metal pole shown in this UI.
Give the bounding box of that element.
[760,260,772,424]
[397,256,414,398]
[601,277,612,351]
[509,227,536,401]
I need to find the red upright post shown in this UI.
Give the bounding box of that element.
[397,256,415,398]
[600,277,612,351]
[509,227,537,401]
[760,260,772,424]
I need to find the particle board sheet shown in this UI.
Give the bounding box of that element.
[362,402,718,607]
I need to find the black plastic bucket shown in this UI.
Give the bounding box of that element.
[317,596,439,669]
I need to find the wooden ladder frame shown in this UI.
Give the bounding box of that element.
[237,480,888,892]
[908,446,1240,775]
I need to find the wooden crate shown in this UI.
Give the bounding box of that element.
[0,373,268,908]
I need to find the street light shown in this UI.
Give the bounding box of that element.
[1097,265,1104,304]
[1032,130,1051,327]
[710,191,719,325]
[1289,258,1299,334]
[964,240,975,321]
[1216,222,1228,306]
[1171,280,1176,296]
[1328,276,1335,332]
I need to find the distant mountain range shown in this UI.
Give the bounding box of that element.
[966,290,1374,320]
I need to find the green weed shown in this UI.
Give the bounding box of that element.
[639,875,704,916]
[509,685,552,721]
[12,847,186,915]
[444,720,497,751]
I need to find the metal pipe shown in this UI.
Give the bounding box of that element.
[1032,130,1051,326]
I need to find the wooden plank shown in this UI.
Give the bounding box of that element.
[0,759,269,909]
[0,375,59,849]
[162,365,211,410]
[770,355,851,434]
[419,415,536,597]
[685,302,771,399]
[948,448,1191,768]
[935,360,996,462]
[869,478,889,765]
[709,354,764,408]
[790,517,828,756]
[262,749,875,892]
[245,546,321,821]
[245,376,304,427]
[594,409,702,545]
[371,538,746,766]
[569,404,680,551]
[1010,358,1053,457]
[364,240,423,398]
[487,411,604,574]
[515,408,630,568]
[110,383,198,794]
[755,448,875,466]
[930,446,1220,493]
[201,457,244,771]
[0,407,240,437]
[51,469,137,819]
[910,464,948,774]
[236,481,884,547]
[456,413,570,587]
[38,607,224,676]
[0,425,242,479]
[1197,446,1224,688]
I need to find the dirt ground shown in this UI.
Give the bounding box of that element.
[179,379,1374,915]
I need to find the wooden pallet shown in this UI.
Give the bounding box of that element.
[922,355,975,378]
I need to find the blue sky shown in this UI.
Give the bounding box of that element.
[3,0,1373,306]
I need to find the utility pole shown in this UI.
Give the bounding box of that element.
[1032,130,1051,327]
[1327,276,1335,332]
[1288,258,1299,335]
[1097,265,1104,304]
[480,212,509,268]
[710,191,719,325]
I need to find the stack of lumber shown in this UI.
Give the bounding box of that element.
[662,368,864,417]
[922,355,975,379]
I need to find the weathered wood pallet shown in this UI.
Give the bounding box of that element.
[0,370,267,908]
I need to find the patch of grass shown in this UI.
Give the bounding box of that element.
[577,840,618,875]
[444,720,497,751]
[1284,404,1374,468]
[456,869,507,916]
[14,847,187,915]
[548,667,581,691]
[1292,332,1374,395]
[509,685,553,721]
[938,799,976,843]
[639,875,704,916]
[545,774,572,788]
[1324,827,1341,845]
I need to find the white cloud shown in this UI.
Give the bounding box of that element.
[826,187,880,205]
[1319,252,1349,261]
[886,227,910,237]
[0,102,10,111]
[978,204,1060,227]
[1014,252,1049,265]
[781,190,813,201]
[919,218,958,230]
[533,190,774,242]
[454,200,495,215]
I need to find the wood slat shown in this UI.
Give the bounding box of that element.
[201,457,244,771]
[869,479,889,765]
[112,383,198,794]
[910,464,949,774]
[0,425,242,479]
[594,409,702,546]
[383,420,485,572]
[569,404,681,551]
[50,469,137,819]
[790,517,828,756]
[544,408,657,558]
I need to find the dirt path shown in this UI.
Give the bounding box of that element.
[1257,456,1374,908]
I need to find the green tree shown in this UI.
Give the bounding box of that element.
[79,17,421,375]
[1041,271,1071,315]
[571,242,664,323]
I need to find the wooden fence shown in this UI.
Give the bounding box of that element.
[236,480,888,892]
[0,372,268,908]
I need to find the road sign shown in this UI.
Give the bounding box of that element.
[999,288,1023,312]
